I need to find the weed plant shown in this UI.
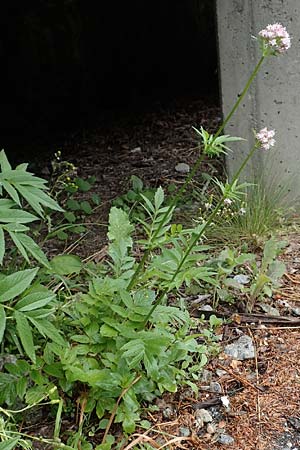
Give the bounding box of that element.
[0,22,294,449]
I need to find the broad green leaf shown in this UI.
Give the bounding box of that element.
[15,289,55,311]
[0,227,4,264]
[0,199,15,207]
[154,186,164,210]
[0,305,6,343]
[0,208,38,224]
[0,268,38,302]
[25,385,47,404]
[0,169,46,185]
[0,149,12,171]
[108,207,134,244]
[15,162,28,171]
[64,211,76,223]
[80,200,92,214]
[16,233,50,268]
[66,198,80,210]
[2,180,21,205]
[3,222,29,232]
[14,184,64,216]
[0,438,20,450]
[16,376,28,398]
[50,254,82,275]
[100,324,118,337]
[91,193,101,205]
[267,260,286,282]
[262,238,278,269]
[15,311,36,363]
[75,177,91,192]
[120,339,145,368]
[57,230,68,240]
[14,184,43,216]
[8,231,30,263]
[28,318,65,346]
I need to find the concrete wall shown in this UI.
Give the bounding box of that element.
[216,0,300,198]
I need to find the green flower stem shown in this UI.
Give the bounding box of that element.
[143,143,259,326]
[129,55,266,291]
[214,55,265,139]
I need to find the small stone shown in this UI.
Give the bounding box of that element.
[179,427,191,437]
[292,307,300,316]
[218,434,235,445]
[233,274,250,284]
[175,163,190,174]
[201,369,213,383]
[131,146,142,153]
[162,406,175,419]
[216,369,227,377]
[224,334,255,360]
[259,303,280,316]
[195,408,213,423]
[201,304,213,311]
[209,381,222,393]
[207,423,216,434]
[221,396,230,409]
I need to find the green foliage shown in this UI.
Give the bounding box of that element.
[0,268,65,364]
[193,126,244,157]
[209,239,286,311]
[0,150,62,266]
[112,175,159,222]
[58,198,216,435]
[48,152,100,241]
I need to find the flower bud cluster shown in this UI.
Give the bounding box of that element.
[259,23,291,54]
[255,127,276,151]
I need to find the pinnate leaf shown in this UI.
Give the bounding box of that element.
[0,227,5,264]
[15,311,36,363]
[0,268,39,302]
[0,305,6,343]
[50,254,82,275]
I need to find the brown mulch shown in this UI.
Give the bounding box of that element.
[50,95,222,257]
[128,238,300,450]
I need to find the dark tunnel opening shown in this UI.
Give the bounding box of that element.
[0,0,219,160]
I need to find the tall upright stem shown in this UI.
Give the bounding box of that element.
[128,55,266,292]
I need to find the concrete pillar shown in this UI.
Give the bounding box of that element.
[216,0,300,197]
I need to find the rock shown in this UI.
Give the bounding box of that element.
[179,427,191,437]
[292,307,300,316]
[220,395,230,409]
[233,274,250,284]
[131,146,142,153]
[224,334,255,360]
[216,369,227,377]
[201,304,214,311]
[207,423,216,434]
[162,406,175,419]
[259,303,280,316]
[287,416,300,430]
[175,162,190,174]
[195,409,213,423]
[218,434,235,445]
[201,369,213,383]
[209,381,222,393]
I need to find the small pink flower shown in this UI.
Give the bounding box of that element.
[255,127,276,150]
[258,23,291,54]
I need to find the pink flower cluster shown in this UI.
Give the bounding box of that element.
[255,127,276,151]
[259,23,291,54]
